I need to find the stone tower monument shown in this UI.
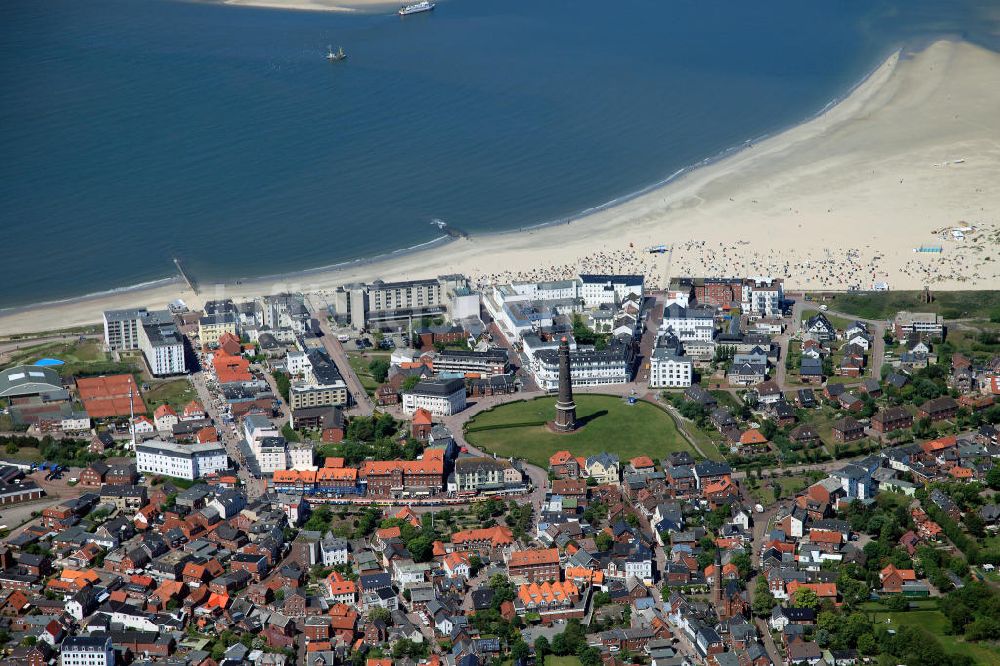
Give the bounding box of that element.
[553,336,577,432]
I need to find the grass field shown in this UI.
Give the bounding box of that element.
[816,290,1000,321]
[465,394,696,468]
[870,610,1000,665]
[143,378,197,412]
[346,352,388,396]
[802,308,854,330]
[2,339,136,377]
[749,474,808,505]
[545,657,583,666]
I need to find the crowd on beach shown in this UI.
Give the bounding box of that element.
[468,222,999,292]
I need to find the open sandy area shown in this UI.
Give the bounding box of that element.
[2,39,999,337]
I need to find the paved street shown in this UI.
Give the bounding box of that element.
[189,366,266,500]
[311,310,374,417]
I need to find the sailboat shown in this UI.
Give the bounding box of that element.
[326,45,347,61]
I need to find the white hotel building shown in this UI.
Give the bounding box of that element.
[531,337,635,391]
[104,308,186,376]
[402,378,467,416]
[660,304,716,342]
[649,346,694,388]
[136,440,229,480]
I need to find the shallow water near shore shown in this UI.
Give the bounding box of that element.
[1,0,998,308]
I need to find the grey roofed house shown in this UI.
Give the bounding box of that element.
[979,504,1000,524]
[800,356,823,376]
[0,365,63,398]
[408,377,466,397]
[684,385,717,406]
[887,372,910,388]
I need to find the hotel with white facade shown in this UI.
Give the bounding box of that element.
[136,440,228,480]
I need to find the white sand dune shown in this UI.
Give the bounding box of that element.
[3,39,999,337]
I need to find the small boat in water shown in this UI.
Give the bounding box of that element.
[326,45,347,61]
[399,1,435,16]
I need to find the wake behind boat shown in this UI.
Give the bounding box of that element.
[399,1,435,16]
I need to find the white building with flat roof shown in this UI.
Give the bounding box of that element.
[402,378,467,416]
[104,308,186,376]
[136,440,228,480]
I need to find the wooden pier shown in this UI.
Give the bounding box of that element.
[173,258,199,295]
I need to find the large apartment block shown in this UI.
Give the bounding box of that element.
[288,349,348,410]
[433,349,511,377]
[136,440,228,480]
[531,337,635,391]
[334,274,469,329]
[104,308,186,376]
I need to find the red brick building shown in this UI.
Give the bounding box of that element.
[871,406,913,434]
[359,449,444,498]
[507,548,560,583]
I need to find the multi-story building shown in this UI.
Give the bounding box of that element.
[198,313,239,347]
[649,346,693,388]
[103,309,145,351]
[453,457,520,493]
[289,350,348,410]
[894,312,944,339]
[660,304,715,341]
[61,635,115,666]
[531,337,634,391]
[402,378,467,416]
[871,406,914,434]
[136,440,228,480]
[333,275,467,329]
[104,308,186,376]
[256,294,310,334]
[670,277,742,308]
[578,274,644,307]
[507,548,561,583]
[360,449,445,498]
[741,278,784,318]
[433,349,511,377]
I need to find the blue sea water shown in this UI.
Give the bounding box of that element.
[1,0,998,308]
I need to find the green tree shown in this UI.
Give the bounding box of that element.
[368,358,390,383]
[272,370,291,401]
[534,636,550,658]
[402,375,421,391]
[368,606,392,624]
[793,587,820,610]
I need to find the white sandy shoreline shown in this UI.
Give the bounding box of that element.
[3,39,999,337]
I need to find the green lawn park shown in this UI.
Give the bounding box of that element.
[464,394,698,468]
[869,609,1000,665]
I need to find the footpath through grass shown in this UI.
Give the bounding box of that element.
[466,394,697,468]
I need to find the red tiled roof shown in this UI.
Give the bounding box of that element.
[78,374,147,418]
[451,525,514,547]
[509,548,559,567]
[360,449,444,476]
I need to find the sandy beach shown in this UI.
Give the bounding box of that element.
[3,39,999,338]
